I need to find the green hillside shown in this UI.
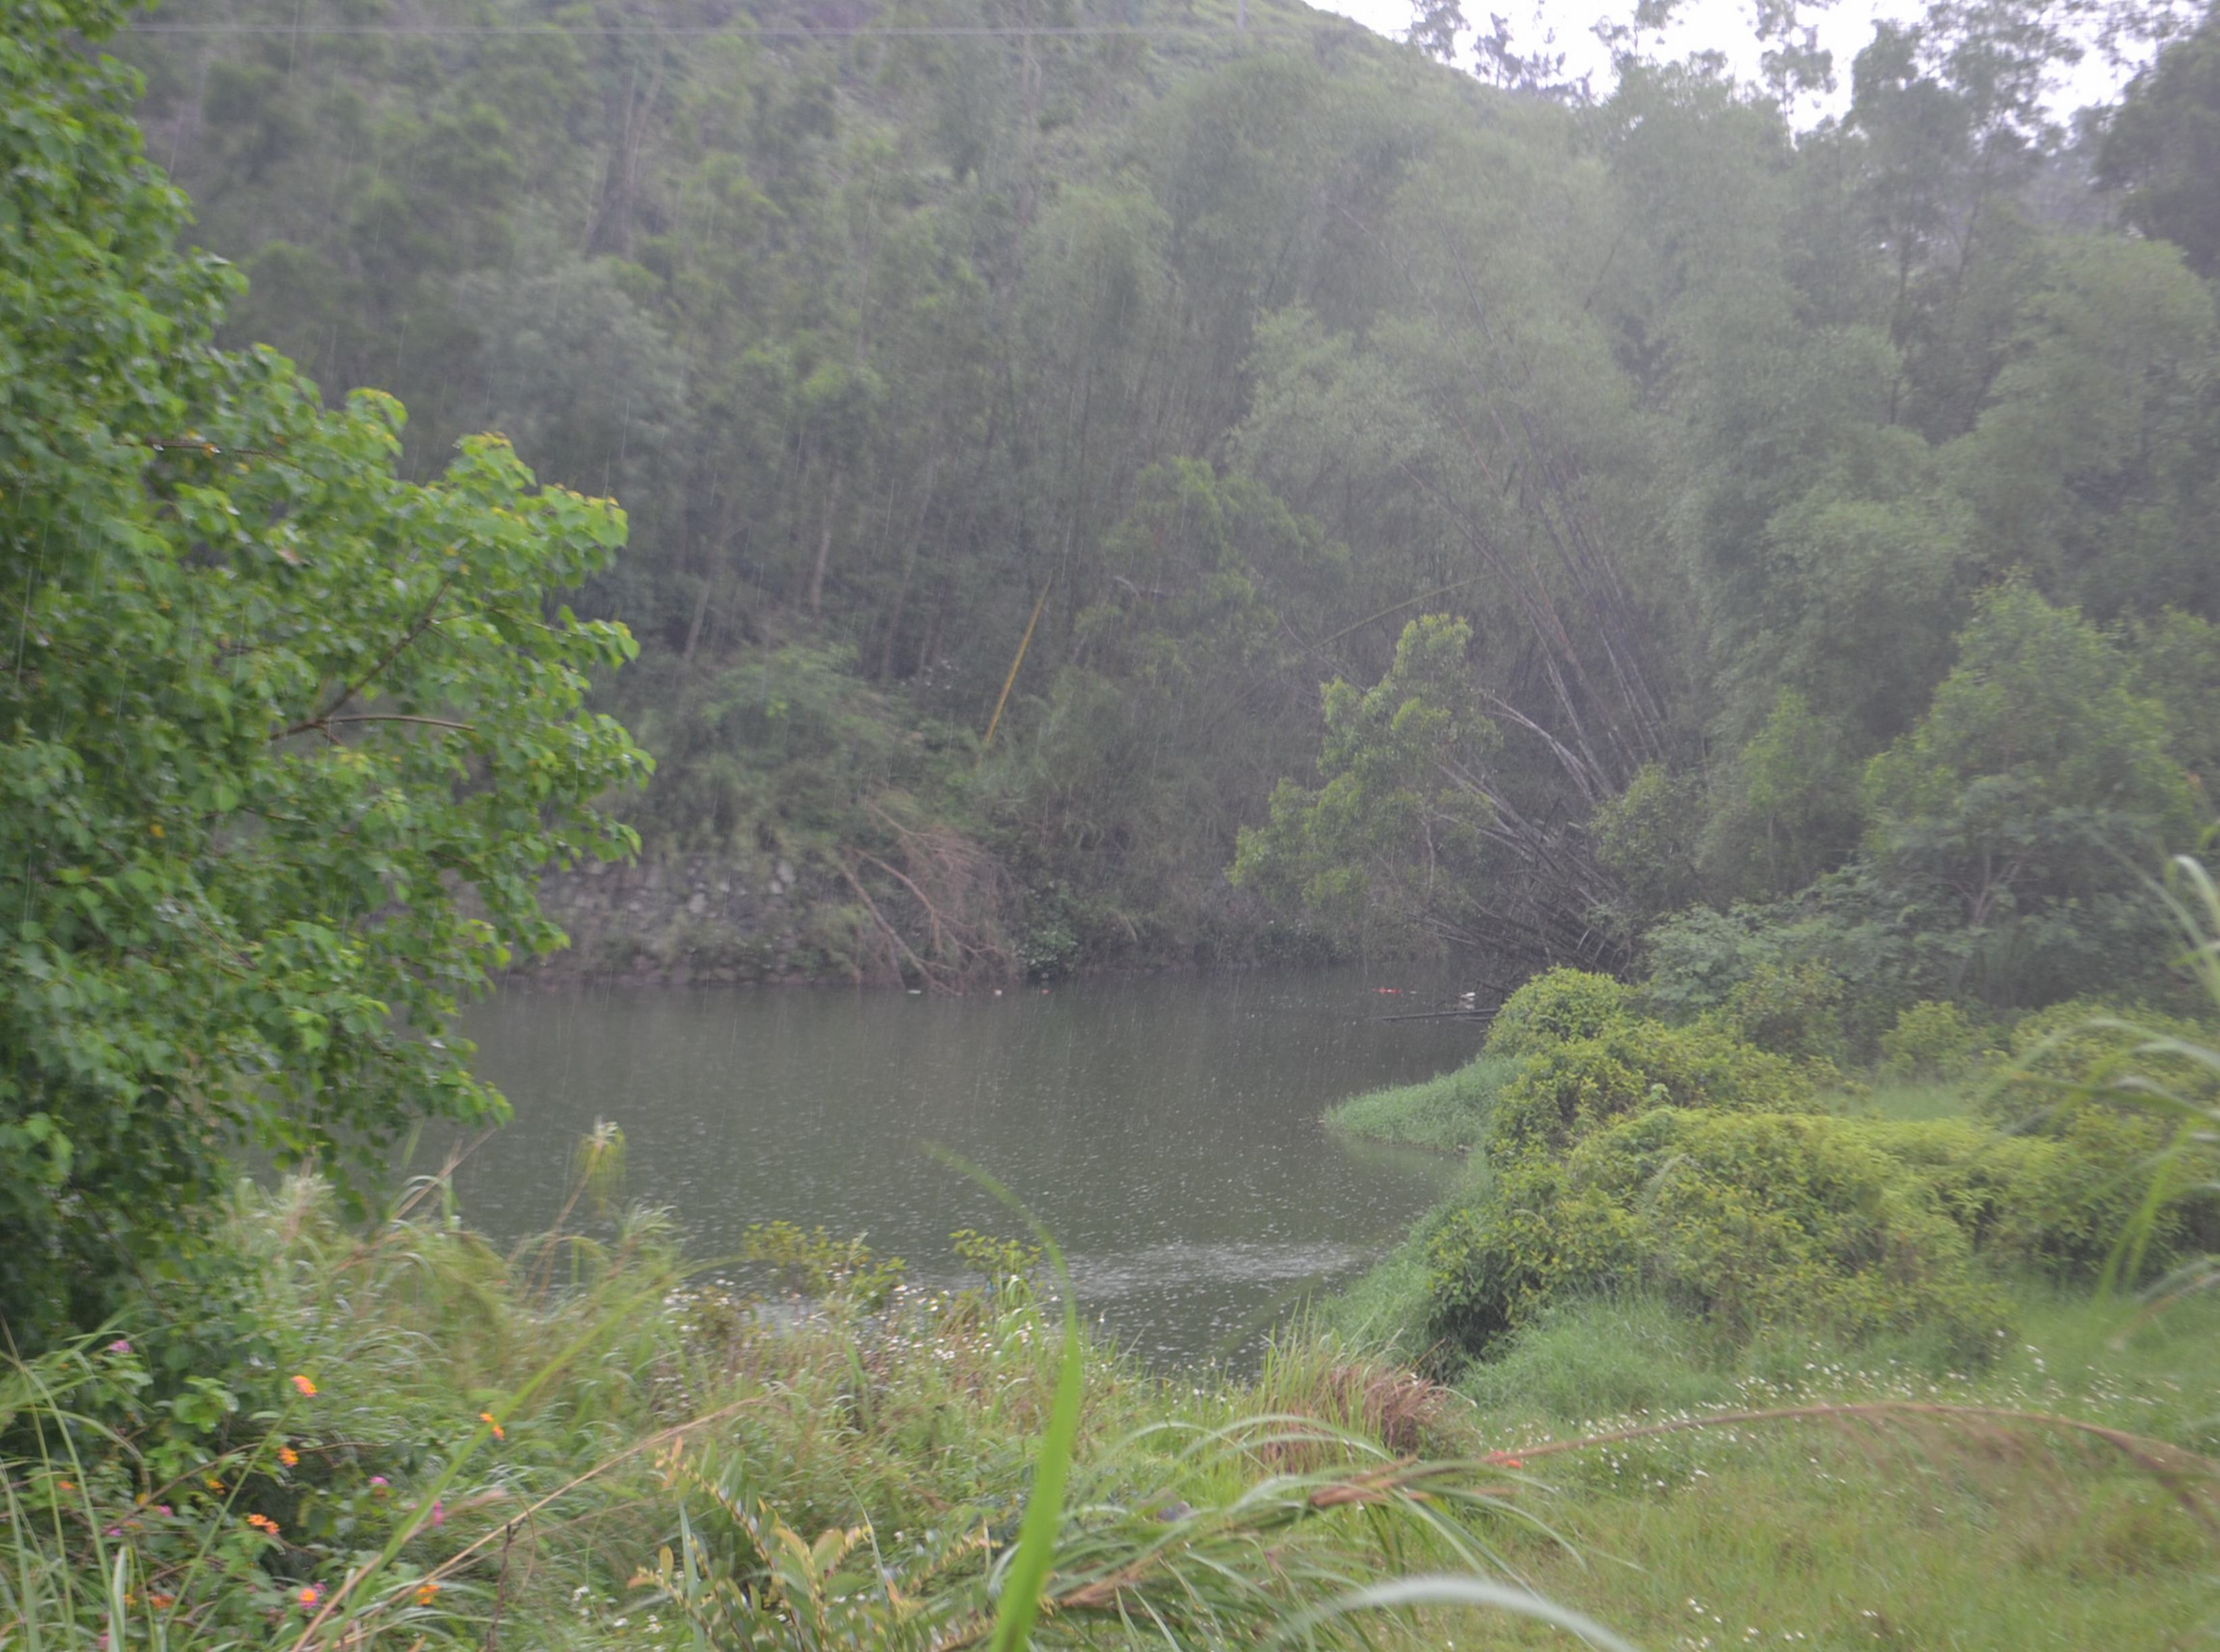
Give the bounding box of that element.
[122,0,2220,1003]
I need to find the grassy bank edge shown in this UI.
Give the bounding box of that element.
[1321,1054,1517,1153]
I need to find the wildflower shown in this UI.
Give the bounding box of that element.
[290,1374,317,1398]
[149,1593,174,1609]
[297,1583,322,1608]
[414,1580,441,1605]
[203,1476,224,1492]
[1502,1457,1523,1469]
[430,1499,445,1529]
[246,1512,280,1535]
[278,1445,300,1467]
[479,1410,504,1439]
[369,1475,389,1492]
[106,1338,131,1355]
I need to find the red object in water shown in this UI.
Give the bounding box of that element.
[1373,987,1401,994]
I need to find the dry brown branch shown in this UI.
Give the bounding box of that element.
[848,806,1021,987]
[838,854,948,991]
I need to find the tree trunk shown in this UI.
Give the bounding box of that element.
[807,469,843,618]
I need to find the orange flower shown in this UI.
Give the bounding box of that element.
[414,1580,441,1605]
[148,1592,175,1609]
[479,1411,504,1440]
[297,1584,322,1608]
[246,1512,280,1535]
[290,1374,317,1398]
[277,1445,300,1468]
[1502,1457,1524,1470]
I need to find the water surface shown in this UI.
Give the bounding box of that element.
[458,970,1483,1365]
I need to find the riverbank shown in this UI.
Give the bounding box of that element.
[16,1174,2217,1648]
[1322,1054,1517,1153]
[514,850,1357,987]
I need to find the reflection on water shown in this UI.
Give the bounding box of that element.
[456,969,1484,1365]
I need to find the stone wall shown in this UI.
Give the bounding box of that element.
[513,854,857,985]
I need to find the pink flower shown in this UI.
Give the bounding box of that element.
[106,1340,131,1355]
[429,1499,445,1529]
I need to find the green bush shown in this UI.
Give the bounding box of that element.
[739,1221,906,1306]
[1483,968,1638,1061]
[1860,1116,2160,1277]
[1427,1093,2180,1363]
[1988,998,2220,1122]
[1880,999,2000,1082]
[1430,1110,2015,1359]
[1710,959,1847,1065]
[1978,997,2220,1256]
[1486,1017,1816,1167]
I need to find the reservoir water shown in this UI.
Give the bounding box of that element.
[458,969,1483,1365]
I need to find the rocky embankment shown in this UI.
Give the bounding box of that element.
[517,854,844,985]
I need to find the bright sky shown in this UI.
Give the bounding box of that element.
[1307,0,2133,119]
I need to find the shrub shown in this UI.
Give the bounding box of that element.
[1979,997,2220,1257]
[1637,864,1944,1051]
[1880,999,1999,1082]
[1987,999,2220,1124]
[739,1221,906,1306]
[1710,959,1847,1065]
[1862,1116,2161,1277]
[1430,1110,2015,1359]
[1590,761,1706,924]
[1483,968,1637,1061]
[1486,1017,1816,1167]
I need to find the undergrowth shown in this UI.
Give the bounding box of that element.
[10,1171,2218,1647]
[0,1174,1608,1649]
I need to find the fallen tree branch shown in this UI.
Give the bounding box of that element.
[837,855,946,991]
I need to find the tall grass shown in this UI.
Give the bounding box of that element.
[0,1164,1637,1649]
[2018,854,2220,1304]
[1322,1055,1516,1151]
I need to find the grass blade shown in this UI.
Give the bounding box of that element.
[1272,1574,1644,1652]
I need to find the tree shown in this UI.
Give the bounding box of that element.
[0,0,649,1344]
[1232,615,1510,958]
[2098,1,2220,278]
[1407,0,1469,65]
[1861,584,2197,1001]
[1947,237,2219,617]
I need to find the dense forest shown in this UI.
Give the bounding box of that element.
[120,0,2220,1008]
